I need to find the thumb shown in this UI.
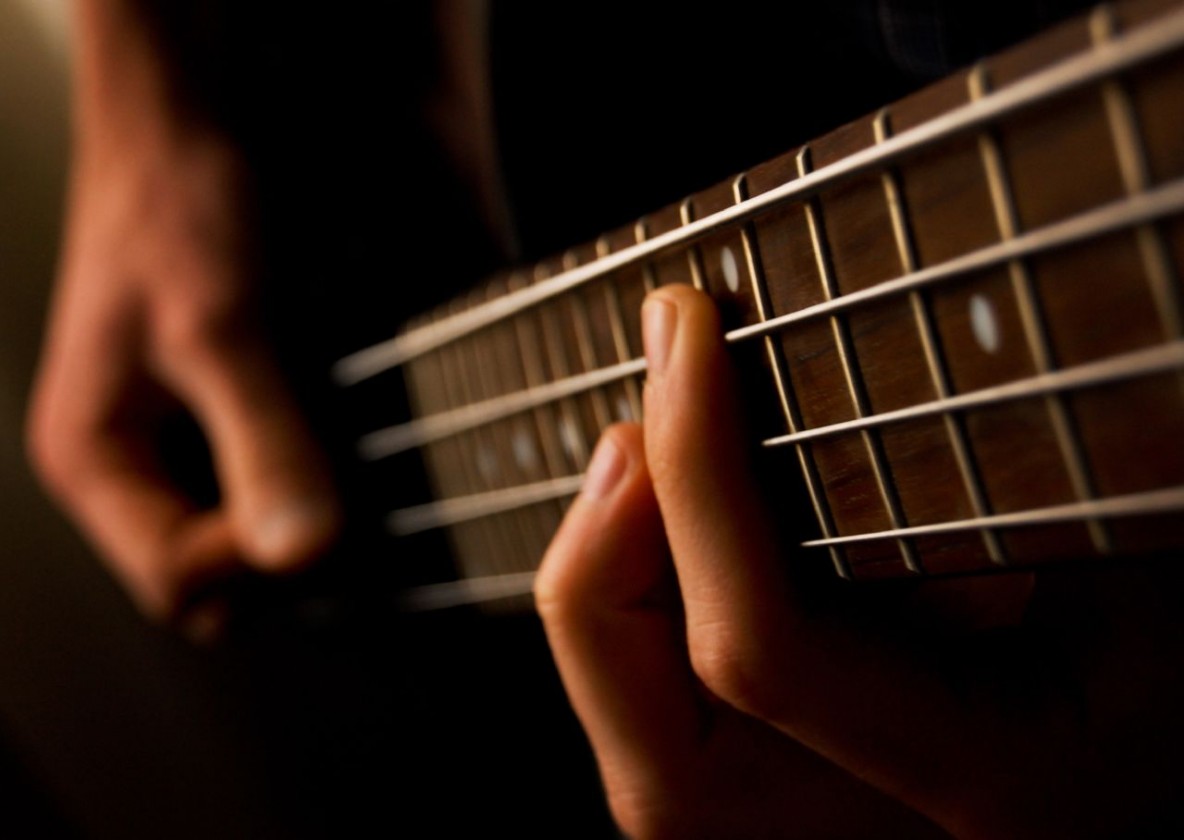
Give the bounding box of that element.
[155,303,341,573]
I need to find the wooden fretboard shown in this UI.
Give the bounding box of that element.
[338,0,1184,609]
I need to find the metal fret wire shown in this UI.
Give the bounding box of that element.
[1092,8,1184,341]
[795,147,919,572]
[436,314,500,580]
[874,110,1006,565]
[476,282,553,570]
[362,177,1184,459]
[389,340,1184,534]
[680,199,708,291]
[535,264,593,472]
[733,173,849,578]
[451,325,519,579]
[968,62,1112,553]
[505,272,574,547]
[506,274,570,482]
[334,5,1184,385]
[596,236,646,419]
[563,251,615,430]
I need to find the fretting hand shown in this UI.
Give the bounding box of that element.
[536,284,1184,838]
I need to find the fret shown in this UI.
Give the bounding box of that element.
[1092,5,1184,341]
[487,282,568,558]
[561,251,614,431]
[534,264,594,471]
[594,222,651,363]
[474,282,558,572]
[646,202,697,287]
[337,4,1184,383]
[413,336,483,580]
[734,172,848,578]
[679,198,708,291]
[729,178,1184,345]
[364,1,1184,599]
[969,62,1113,555]
[403,317,487,581]
[1063,6,1184,554]
[362,179,1184,462]
[984,23,1184,559]
[595,235,644,420]
[449,328,525,579]
[689,178,767,330]
[796,145,921,574]
[507,273,573,482]
[873,109,1006,566]
[635,219,659,293]
[435,319,506,582]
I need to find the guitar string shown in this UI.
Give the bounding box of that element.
[361,177,1184,459]
[803,485,1184,547]
[387,341,1184,535]
[390,484,1184,611]
[333,5,1184,385]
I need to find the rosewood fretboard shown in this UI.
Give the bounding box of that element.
[338,0,1184,609]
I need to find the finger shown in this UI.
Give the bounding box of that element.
[640,285,790,675]
[639,286,1042,830]
[152,281,341,573]
[535,425,706,812]
[28,290,240,622]
[538,421,954,840]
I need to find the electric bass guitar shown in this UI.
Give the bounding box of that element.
[337,0,1184,612]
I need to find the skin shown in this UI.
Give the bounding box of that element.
[536,285,1184,839]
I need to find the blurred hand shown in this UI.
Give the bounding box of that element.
[27,90,339,635]
[537,285,1184,838]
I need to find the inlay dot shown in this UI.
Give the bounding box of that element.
[616,395,634,422]
[970,293,1001,354]
[477,446,499,484]
[560,416,582,463]
[720,245,741,293]
[512,428,539,473]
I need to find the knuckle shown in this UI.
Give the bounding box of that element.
[158,287,250,360]
[607,794,690,840]
[25,397,81,499]
[688,625,772,717]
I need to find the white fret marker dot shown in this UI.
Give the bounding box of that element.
[970,293,1001,354]
[512,429,538,473]
[720,245,741,293]
[560,417,582,462]
[616,395,633,421]
[477,446,499,483]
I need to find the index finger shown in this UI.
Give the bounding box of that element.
[639,285,1066,833]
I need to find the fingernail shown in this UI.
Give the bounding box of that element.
[642,297,676,377]
[251,498,334,567]
[581,435,626,501]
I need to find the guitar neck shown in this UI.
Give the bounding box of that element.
[341,0,1184,607]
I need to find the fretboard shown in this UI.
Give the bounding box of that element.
[339,0,1184,609]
